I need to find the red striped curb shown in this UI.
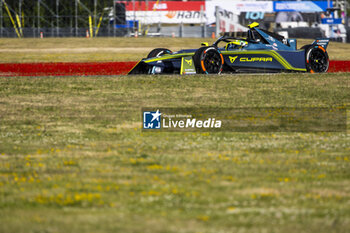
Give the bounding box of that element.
[0,60,349,76]
[0,62,136,77]
[328,60,350,73]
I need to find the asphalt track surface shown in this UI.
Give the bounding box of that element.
[0,61,349,76]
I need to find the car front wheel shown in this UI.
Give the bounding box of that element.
[193,47,224,74]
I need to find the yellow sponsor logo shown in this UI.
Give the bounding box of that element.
[229,56,273,63]
[240,57,273,62]
[229,56,238,63]
[185,59,192,66]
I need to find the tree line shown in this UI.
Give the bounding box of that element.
[0,0,121,28]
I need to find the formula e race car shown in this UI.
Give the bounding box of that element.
[128,22,330,75]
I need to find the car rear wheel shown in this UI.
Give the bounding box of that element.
[305,46,329,73]
[147,48,172,58]
[193,47,224,74]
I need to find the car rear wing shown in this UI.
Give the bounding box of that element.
[312,38,330,50]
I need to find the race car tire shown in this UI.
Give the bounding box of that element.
[304,45,329,73]
[147,48,172,58]
[193,46,224,74]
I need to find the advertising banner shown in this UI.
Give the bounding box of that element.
[205,0,273,24]
[216,6,247,34]
[125,11,206,24]
[239,12,276,24]
[121,1,205,12]
[273,1,331,12]
[321,18,342,24]
[118,0,206,24]
[118,1,334,25]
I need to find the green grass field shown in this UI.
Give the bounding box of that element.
[0,73,349,233]
[0,37,350,63]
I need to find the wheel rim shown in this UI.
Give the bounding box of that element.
[202,49,223,74]
[309,49,328,72]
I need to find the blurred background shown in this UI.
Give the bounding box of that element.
[0,0,349,42]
